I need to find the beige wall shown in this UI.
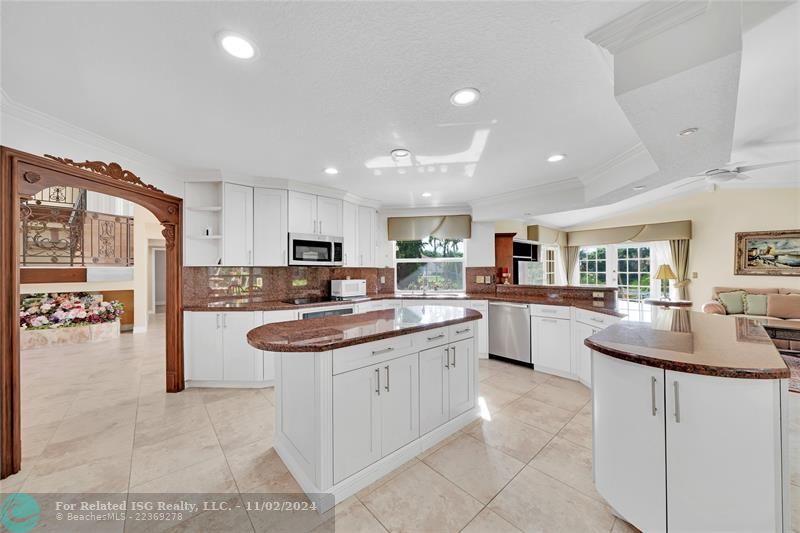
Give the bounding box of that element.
[565,188,800,309]
[133,205,165,332]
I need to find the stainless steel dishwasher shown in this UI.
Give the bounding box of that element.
[488,301,531,364]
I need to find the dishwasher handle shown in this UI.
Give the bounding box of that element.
[489,302,529,309]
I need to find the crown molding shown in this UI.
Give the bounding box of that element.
[586,0,709,54]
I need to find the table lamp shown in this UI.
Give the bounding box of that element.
[655,264,677,300]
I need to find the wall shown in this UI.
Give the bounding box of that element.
[564,187,800,309]
[133,205,165,332]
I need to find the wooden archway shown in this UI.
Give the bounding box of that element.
[0,147,184,478]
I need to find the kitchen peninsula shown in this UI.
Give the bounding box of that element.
[586,310,790,532]
[247,305,482,511]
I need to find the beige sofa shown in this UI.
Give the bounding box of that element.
[703,287,800,350]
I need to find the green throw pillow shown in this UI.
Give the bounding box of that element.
[718,291,746,315]
[744,294,768,316]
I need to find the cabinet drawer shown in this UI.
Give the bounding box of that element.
[529,304,571,319]
[449,322,475,341]
[413,327,450,349]
[332,335,415,375]
[575,308,618,328]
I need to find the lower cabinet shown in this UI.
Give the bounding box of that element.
[185,311,225,380]
[221,312,262,381]
[333,353,419,483]
[531,315,572,376]
[573,321,597,386]
[594,352,786,532]
[262,309,298,382]
[419,338,475,435]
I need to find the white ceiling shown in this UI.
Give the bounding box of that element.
[1,1,798,215]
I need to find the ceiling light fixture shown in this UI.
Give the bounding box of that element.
[450,88,480,107]
[678,127,699,137]
[421,192,432,198]
[391,148,411,159]
[218,32,256,59]
[547,154,567,163]
[632,185,646,191]
[323,167,339,175]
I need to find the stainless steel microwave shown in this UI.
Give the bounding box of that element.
[288,233,343,266]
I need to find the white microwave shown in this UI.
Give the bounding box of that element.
[331,279,367,299]
[289,233,343,266]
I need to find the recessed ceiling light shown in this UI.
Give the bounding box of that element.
[632,185,646,191]
[547,154,567,163]
[450,88,480,107]
[678,127,699,137]
[218,32,256,59]
[421,192,432,198]
[391,148,411,159]
[323,167,338,175]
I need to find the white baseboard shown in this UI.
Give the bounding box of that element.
[185,380,274,389]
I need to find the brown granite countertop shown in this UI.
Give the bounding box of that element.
[584,310,789,379]
[247,305,482,352]
[184,293,626,317]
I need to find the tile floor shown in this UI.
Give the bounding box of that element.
[3,315,799,532]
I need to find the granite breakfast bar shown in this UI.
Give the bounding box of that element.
[585,310,790,532]
[246,305,482,511]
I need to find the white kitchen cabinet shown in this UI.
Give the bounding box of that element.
[253,188,288,266]
[419,345,449,435]
[573,321,597,386]
[185,311,224,380]
[357,206,376,266]
[342,201,358,266]
[317,196,343,237]
[593,352,667,532]
[379,354,420,456]
[288,191,317,234]
[222,312,262,381]
[333,363,381,483]
[402,299,489,359]
[665,370,784,532]
[532,315,572,377]
[222,183,254,265]
[262,310,297,382]
[448,338,474,417]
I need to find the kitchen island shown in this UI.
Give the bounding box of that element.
[585,310,790,532]
[247,305,482,511]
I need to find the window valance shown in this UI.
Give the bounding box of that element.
[387,215,472,241]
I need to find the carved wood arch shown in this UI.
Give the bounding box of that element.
[0,147,184,478]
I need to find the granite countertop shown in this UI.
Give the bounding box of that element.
[184,293,626,317]
[247,305,482,352]
[584,310,789,379]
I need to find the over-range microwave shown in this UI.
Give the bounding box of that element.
[288,233,343,266]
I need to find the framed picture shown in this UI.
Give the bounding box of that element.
[735,230,800,276]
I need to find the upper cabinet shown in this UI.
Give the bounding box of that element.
[253,188,288,266]
[223,183,254,266]
[288,191,343,237]
[342,201,358,266]
[357,205,376,267]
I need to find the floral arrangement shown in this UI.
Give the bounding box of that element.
[19,293,124,330]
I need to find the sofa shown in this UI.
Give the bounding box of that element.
[703,287,800,350]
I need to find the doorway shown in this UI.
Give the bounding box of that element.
[0,147,185,478]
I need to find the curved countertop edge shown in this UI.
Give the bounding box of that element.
[185,294,626,318]
[584,337,790,380]
[247,308,482,352]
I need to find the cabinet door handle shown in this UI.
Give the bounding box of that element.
[542,308,557,313]
[650,376,658,416]
[216,314,220,329]
[450,346,456,368]
[319,220,322,234]
[427,333,446,341]
[222,314,227,328]
[248,250,252,265]
[455,328,471,334]
[375,368,380,395]
[673,380,680,423]
[371,346,394,356]
[541,318,558,323]
[384,365,390,392]
[590,317,604,324]
[444,348,450,368]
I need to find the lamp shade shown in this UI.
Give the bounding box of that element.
[655,264,677,280]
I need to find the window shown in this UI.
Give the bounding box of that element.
[395,237,465,292]
[578,247,607,285]
[543,247,557,285]
[616,245,651,302]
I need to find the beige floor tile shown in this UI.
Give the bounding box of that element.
[23,452,132,494]
[416,430,462,460]
[423,434,525,504]
[311,496,388,533]
[529,436,602,501]
[261,387,275,405]
[212,408,275,453]
[462,508,522,533]
[612,517,642,532]
[21,421,61,459]
[361,461,483,532]
[467,412,554,463]
[501,396,575,434]
[477,382,521,415]
[205,392,271,423]
[168,500,255,533]
[226,442,303,494]
[489,466,614,533]
[130,425,225,488]
[137,388,204,421]
[356,458,419,501]
[481,370,544,396]
[134,403,213,448]
[525,379,590,413]
[130,454,238,493]
[558,401,592,450]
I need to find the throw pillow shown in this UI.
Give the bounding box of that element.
[766,294,800,319]
[718,290,746,315]
[744,294,768,316]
